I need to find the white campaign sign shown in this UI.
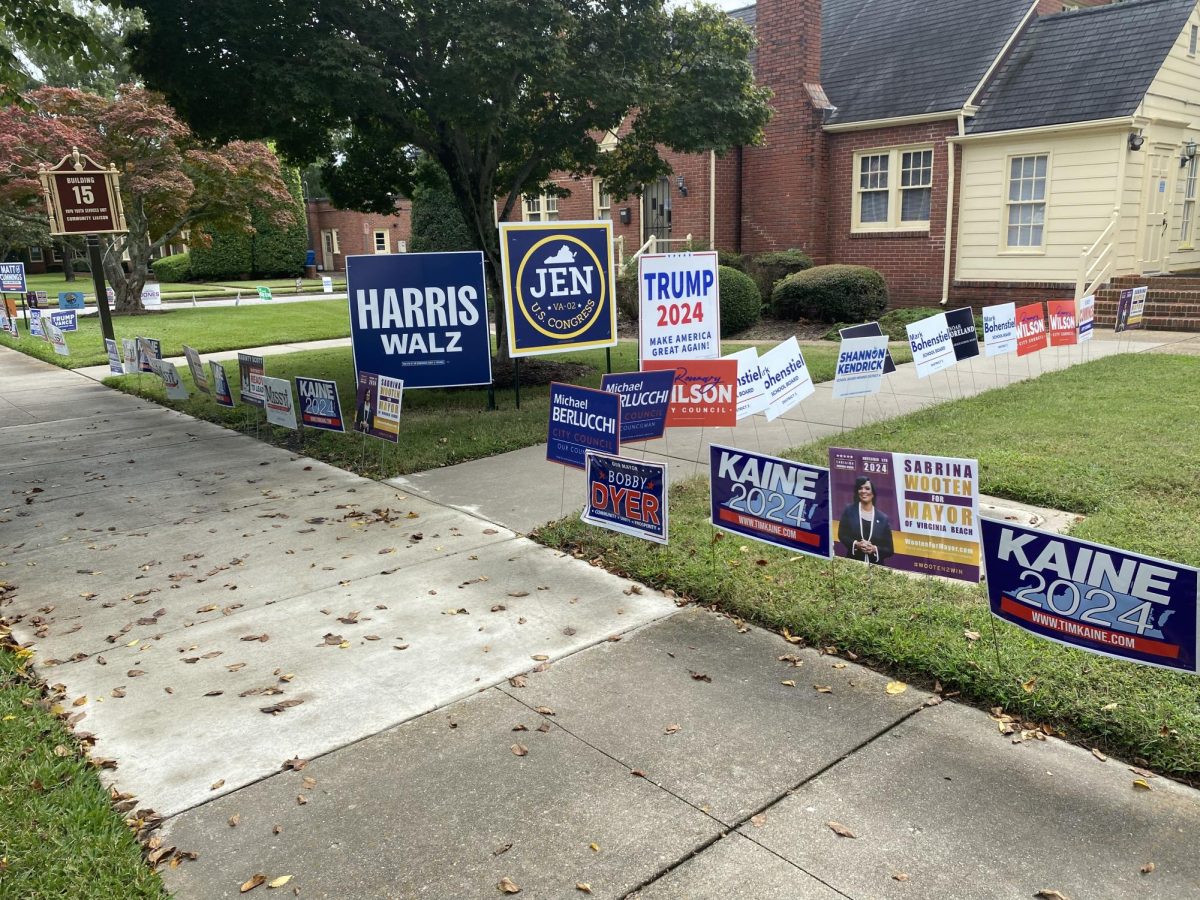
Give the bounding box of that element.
[1077,295,1096,343]
[263,376,298,430]
[758,337,815,422]
[638,252,721,365]
[723,346,770,419]
[149,359,189,400]
[832,334,890,399]
[906,312,955,378]
[983,303,1018,357]
[44,319,70,357]
[141,284,162,308]
[121,338,137,374]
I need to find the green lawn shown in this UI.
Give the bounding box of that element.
[102,339,875,477]
[0,300,351,368]
[0,624,167,898]
[535,354,1200,783]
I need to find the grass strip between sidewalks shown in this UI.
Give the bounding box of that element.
[0,605,168,899]
[534,353,1200,782]
[0,300,351,368]
[101,341,878,478]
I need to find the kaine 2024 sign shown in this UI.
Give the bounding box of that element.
[347,252,493,389]
[500,221,617,357]
[982,520,1199,674]
[710,445,832,559]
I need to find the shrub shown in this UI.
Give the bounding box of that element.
[877,307,984,342]
[152,252,192,282]
[716,249,746,271]
[748,248,813,300]
[772,264,889,323]
[615,269,640,323]
[718,265,762,336]
[410,156,476,253]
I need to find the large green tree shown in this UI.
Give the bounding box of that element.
[0,0,102,101]
[120,0,771,350]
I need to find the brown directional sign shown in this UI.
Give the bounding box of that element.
[38,149,128,236]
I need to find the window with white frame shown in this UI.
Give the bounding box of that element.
[374,229,388,253]
[594,182,612,220]
[1006,155,1048,249]
[522,194,559,222]
[1190,24,1198,56]
[1184,156,1198,247]
[853,146,933,230]
[28,246,43,262]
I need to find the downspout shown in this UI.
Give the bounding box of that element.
[941,113,964,304]
[709,150,717,250]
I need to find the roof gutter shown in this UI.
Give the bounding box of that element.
[965,0,1041,110]
[949,116,1136,143]
[823,110,962,133]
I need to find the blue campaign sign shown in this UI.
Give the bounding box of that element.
[600,369,674,443]
[709,444,832,559]
[0,262,26,293]
[500,221,617,357]
[546,382,620,469]
[346,252,493,389]
[582,452,668,544]
[982,519,1199,674]
[296,376,346,433]
[48,310,78,332]
[58,291,86,309]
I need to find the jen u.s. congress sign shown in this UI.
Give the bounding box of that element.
[499,221,618,357]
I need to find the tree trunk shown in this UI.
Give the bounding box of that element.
[109,203,152,314]
[59,240,76,282]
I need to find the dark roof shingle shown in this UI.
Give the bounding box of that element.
[967,0,1194,134]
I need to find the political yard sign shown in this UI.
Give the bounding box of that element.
[0,262,26,293]
[945,307,981,362]
[982,520,1198,674]
[832,334,889,400]
[346,252,493,389]
[581,452,668,545]
[296,377,346,432]
[906,312,956,378]
[137,337,162,373]
[1077,295,1096,342]
[829,448,982,582]
[47,310,78,332]
[149,359,189,400]
[210,361,235,408]
[710,445,832,559]
[500,221,617,357]
[724,347,770,419]
[983,303,1018,357]
[758,338,814,421]
[547,383,620,469]
[354,373,403,442]
[1046,299,1078,347]
[238,353,265,407]
[638,252,720,365]
[263,377,298,430]
[643,358,738,427]
[600,369,674,443]
[1016,302,1048,356]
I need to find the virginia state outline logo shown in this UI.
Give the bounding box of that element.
[500,220,618,357]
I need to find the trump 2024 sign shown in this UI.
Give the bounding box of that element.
[347,252,493,389]
[500,221,617,357]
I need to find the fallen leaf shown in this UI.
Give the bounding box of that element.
[576,884,592,894]
[664,723,682,735]
[267,875,293,889]
[826,821,856,838]
[280,757,308,772]
[508,591,529,598]
[631,769,648,778]
[1140,862,1155,875]
[509,675,527,688]
[750,814,766,827]
[781,628,803,644]
[781,680,796,687]
[1091,749,1107,762]
[689,671,711,683]
[512,724,528,732]
[211,779,225,791]
[589,843,600,852]
[492,843,513,857]
[260,699,304,715]
[531,654,549,661]
[302,776,317,790]
[534,706,555,716]
[1022,677,1038,693]
[497,876,521,893]
[813,685,832,694]
[1132,778,1152,791]
[240,873,266,893]
[885,681,907,695]
[273,825,283,834]
[228,814,240,827]
[963,630,981,642]
[511,743,528,757]
[1034,892,1070,900]
[296,794,307,805]
[893,873,910,882]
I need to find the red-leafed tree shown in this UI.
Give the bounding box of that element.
[0,85,296,312]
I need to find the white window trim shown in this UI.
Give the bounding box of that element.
[1190,23,1198,58]
[522,193,559,222]
[28,246,43,262]
[331,230,340,254]
[1182,155,1197,249]
[593,180,612,220]
[851,144,934,233]
[999,151,1051,255]
[373,229,389,254]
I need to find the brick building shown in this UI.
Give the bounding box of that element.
[546,0,1200,323]
[304,198,412,273]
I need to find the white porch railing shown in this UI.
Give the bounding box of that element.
[1077,211,1120,299]
[619,233,693,273]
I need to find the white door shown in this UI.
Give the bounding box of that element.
[1141,150,1173,273]
[321,231,335,271]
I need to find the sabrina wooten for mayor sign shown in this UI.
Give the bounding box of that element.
[982,520,1198,674]
[500,221,617,357]
[710,445,831,558]
[347,252,493,389]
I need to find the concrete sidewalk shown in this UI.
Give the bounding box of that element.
[3,335,1200,899]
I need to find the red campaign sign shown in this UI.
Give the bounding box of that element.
[643,358,738,427]
[1046,299,1078,347]
[1015,302,1048,357]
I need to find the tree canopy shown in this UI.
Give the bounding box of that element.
[121,0,771,345]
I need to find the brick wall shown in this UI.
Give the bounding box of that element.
[1036,0,1113,14]
[304,199,411,272]
[826,121,960,308]
[741,0,826,259]
[949,280,1075,315]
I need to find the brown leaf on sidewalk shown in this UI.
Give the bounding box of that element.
[892,873,910,882]
[825,821,856,838]
[1140,863,1155,875]
[631,769,648,778]
[689,671,711,683]
[508,591,529,598]
[497,877,521,894]
[885,681,907,695]
[511,744,528,757]
[534,707,555,716]
[260,699,304,715]
[1091,749,1108,762]
[750,814,766,827]
[664,724,682,735]
[240,634,269,643]
[210,779,225,791]
[509,675,527,688]
[280,756,308,771]
[1132,779,1152,791]
[536,722,551,734]
[576,884,592,894]
[1034,891,1070,900]
[267,875,292,888]
[228,814,240,827]
[512,724,528,732]
[239,873,266,893]
[813,685,832,694]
